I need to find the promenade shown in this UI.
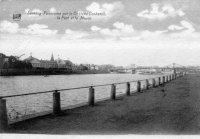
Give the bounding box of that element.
[8,74,200,134]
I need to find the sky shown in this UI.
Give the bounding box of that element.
[0,0,200,66]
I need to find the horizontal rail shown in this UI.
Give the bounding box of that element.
[0,76,167,99]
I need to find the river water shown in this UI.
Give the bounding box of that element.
[0,73,169,122]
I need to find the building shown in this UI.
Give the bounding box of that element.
[24,54,57,69]
[56,58,66,69]
[40,60,57,68]
[24,56,41,68]
[0,53,9,69]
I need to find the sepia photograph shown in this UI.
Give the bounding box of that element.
[0,0,200,137]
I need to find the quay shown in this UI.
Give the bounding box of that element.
[1,72,196,134]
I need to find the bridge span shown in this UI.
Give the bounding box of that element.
[110,63,200,73]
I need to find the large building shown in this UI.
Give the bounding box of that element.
[24,54,57,69]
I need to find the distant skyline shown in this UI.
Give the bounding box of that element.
[1,0,200,66]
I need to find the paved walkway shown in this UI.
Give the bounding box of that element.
[8,74,200,134]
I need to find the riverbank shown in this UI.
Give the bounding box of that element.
[6,73,200,134]
[0,68,109,76]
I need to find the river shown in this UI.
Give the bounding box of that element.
[0,73,169,122]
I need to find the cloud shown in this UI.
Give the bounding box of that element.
[168,20,197,38]
[80,1,124,21]
[21,24,58,35]
[91,26,101,31]
[180,20,195,32]
[49,7,57,13]
[139,30,168,40]
[168,20,195,32]
[90,22,170,40]
[113,22,134,33]
[91,22,134,39]
[0,20,57,36]
[0,20,19,33]
[168,25,183,31]
[62,29,89,40]
[137,3,185,20]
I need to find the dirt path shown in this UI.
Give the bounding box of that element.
[8,74,200,134]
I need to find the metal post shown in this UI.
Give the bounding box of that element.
[166,76,169,82]
[126,82,130,96]
[163,76,165,84]
[53,90,61,115]
[146,79,149,90]
[0,98,8,132]
[89,86,95,106]
[111,84,116,100]
[152,78,156,87]
[158,77,161,85]
[137,81,141,92]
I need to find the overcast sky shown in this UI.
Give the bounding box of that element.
[0,0,200,66]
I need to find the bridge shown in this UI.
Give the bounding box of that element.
[110,63,200,74]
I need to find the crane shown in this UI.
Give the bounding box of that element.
[14,54,25,60]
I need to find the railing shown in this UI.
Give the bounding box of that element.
[0,72,186,131]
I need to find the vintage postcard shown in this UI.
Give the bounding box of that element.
[0,0,200,137]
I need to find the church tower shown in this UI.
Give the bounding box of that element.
[50,53,54,61]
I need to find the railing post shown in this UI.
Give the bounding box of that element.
[163,76,165,84]
[111,84,116,100]
[137,81,141,92]
[53,90,61,115]
[158,77,161,85]
[89,86,95,106]
[166,76,169,82]
[152,78,156,87]
[0,98,8,132]
[126,82,130,96]
[146,79,149,90]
